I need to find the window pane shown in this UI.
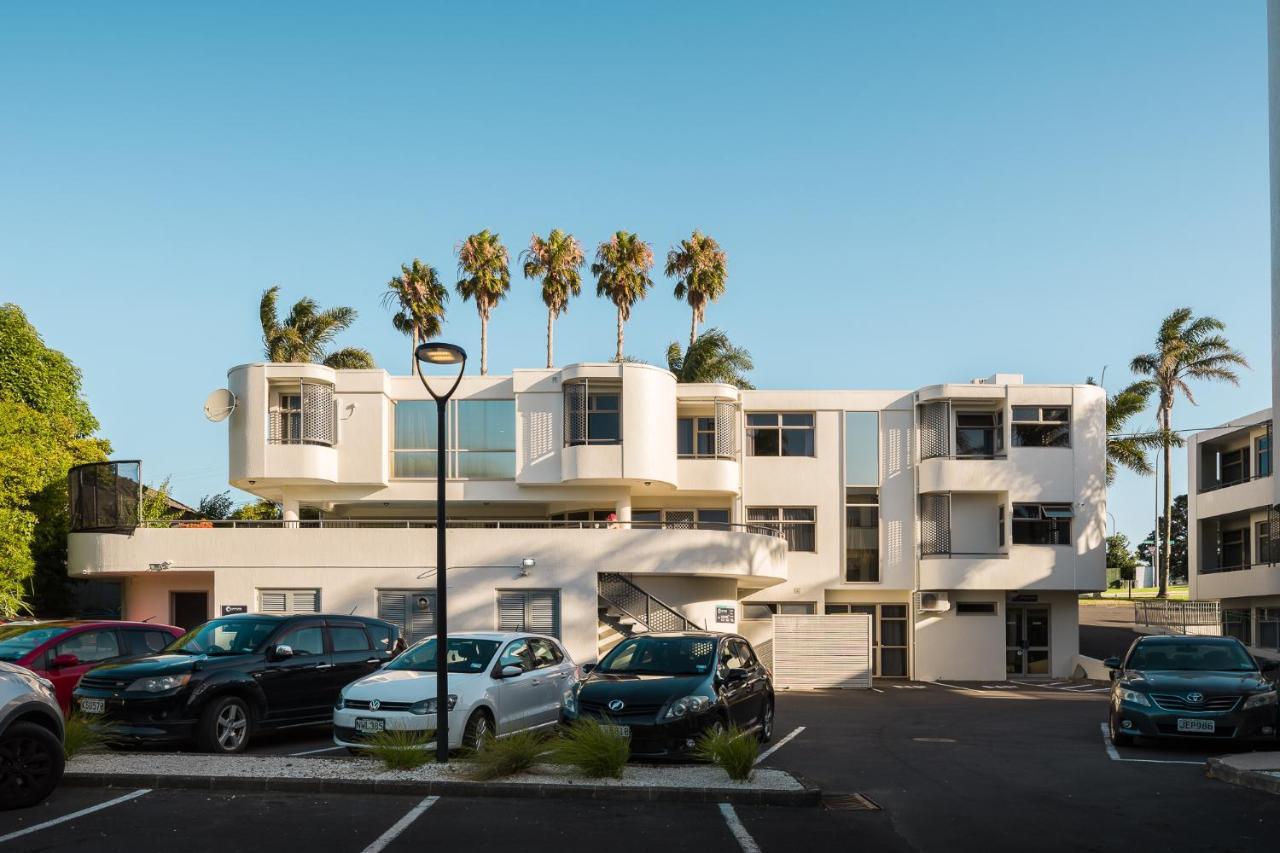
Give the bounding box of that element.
[588,412,620,442]
[631,510,661,523]
[881,604,907,619]
[743,604,776,620]
[747,507,778,521]
[748,429,780,456]
[783,507,815,521]
[781,413,813,427]
[281,626,324,656]
[778,602,815,615]
[457,400,515,452]
[331,627,370,652]
[1041,408,1069,422]
[880,647,908,677]
[395,401,438,450]
[746,413,778,426]
[589,393,619,412]
[881,619,907,647]
[1011,406,1039,422]
[1012,423,1070,448]
[956,427,995,456]
[781,428,814,456]
[844,412,878,485]
[677,419,694,455]
[697,509,730,527]
[394,451,438,478]
[456,451,516,479]
[956,413,996,427]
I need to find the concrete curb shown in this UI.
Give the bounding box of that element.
[62,771,822,807]
[1205,758,1280,796]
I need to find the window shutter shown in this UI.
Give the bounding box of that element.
[259,589,318,614]
[497,592,525,632]
[526,592,559,637]
[260,591,287,613]
[289,589,319,614]
[563,384,586,445]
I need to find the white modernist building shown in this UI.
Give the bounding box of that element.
[67,361,1106,682]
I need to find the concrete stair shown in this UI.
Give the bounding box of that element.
[597,601,647,658]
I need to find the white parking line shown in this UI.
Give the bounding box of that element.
[871,687,885,693]
[361,794,440,853]
[1096,723,1206,766]
[755,725,805,764]
[718,803,762,853]
[0,788,151,844]
[290,745,348,756]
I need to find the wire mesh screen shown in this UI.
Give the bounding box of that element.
[563,382,587,446]
[714,400,736,457]
[301,381,336,445]
[68,460,142,533]
[919,402,950,460]
[1270,505,1280,566]
[919,493,951,556]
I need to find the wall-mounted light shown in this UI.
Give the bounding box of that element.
[519,557,536,577]
[148,561,173,572]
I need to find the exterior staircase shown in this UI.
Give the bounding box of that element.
[596,572,693,659]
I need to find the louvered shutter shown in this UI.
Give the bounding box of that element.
[497,592,526,632]
[289,589,319,614]
[260,591,287,613]
[526,592,560,637]
[259,589,319,614]
[378,590,436,644]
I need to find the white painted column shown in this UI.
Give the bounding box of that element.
[282,496,299,528]
[614,493,632,529]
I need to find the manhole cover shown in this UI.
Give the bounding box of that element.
[823,793,881,811]
[912,737,957,743]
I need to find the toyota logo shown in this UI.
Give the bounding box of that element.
[369,698,381,711]
[607,699,625,712]
[1185,692,1204,705]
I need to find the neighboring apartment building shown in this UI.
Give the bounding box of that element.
[66,361,1106,681]
[1187,410,1280,659]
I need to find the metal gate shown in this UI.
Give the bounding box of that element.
[771,614,873,689]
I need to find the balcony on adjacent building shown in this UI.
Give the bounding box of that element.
[1195,420,1273,521]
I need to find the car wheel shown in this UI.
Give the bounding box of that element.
[462,709,493,752]
[1109,716,1134,748]
[198,696,252,754]
[757,700,775,744]
[0,722,65,811]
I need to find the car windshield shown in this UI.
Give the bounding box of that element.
[597,636,717,676]
[1127,641,1257,672]
[386,638,501,673]
[0,624,70,662]
[168,619,279,656]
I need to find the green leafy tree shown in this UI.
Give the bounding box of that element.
[521,229,585,368]
[1137,495,1189,586]
[1131,309,1247,597]
[259,286,375,369]
[231,499,282,521]
[382,259,448,375]
[197,491,235,520]
[139,477,182,525]
[665,328,755,389]
[455,230,511,375]
[1106,533,1139,594]
[1088,377,1161,485]
[666,231,728,350]
[592,231,654,362]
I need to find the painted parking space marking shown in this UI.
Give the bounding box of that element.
[892,684,928,689]
[0,788,151,844]
[755,725,805,764]
[1096,723,1206,766]
[871,687,885,693]
[361,794,440,853]
[290,745,348,756]
[718,803,762,853]
[935,682,1033,700]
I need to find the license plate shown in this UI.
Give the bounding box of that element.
[79,698,105,715]
[600,724,630,738]
[355,717,385,734]
[1176,718,1215,734]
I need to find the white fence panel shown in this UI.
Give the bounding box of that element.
[772,614,872,689]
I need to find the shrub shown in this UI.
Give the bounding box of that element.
[466,729,551,781]
[552,719,630,779]
[695,725,758,782]
[63,713,111,759]
[359,729,435,770]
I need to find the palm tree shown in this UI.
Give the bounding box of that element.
[1131,308,1249,597]
[382,259,448,375]
[1088,377,1160,484]
[666,231,728,350]
[521,229,585,368]
[259,286,374,368]
[455,230,511,375]
[592,231,654,362]
[666,328,755,389]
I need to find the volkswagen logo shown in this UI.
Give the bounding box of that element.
[369,698,381,711]
[1185,692,1204,705]
[607,699,625,712]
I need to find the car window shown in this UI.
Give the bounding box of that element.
[719,640,744,672]
[731,639,756,669]
[278,626,325,656]
[57,629,121,663]
[598,636,716,676]
[1127,640,1257,672]
[330,626,371,653]
[125,630,171,655]
[366,624,397,655]
[529,638,561,669]
[498,639,533,672]
[0,624,70,662]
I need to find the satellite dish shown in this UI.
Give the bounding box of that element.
[203,388,237,422]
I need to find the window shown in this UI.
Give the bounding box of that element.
[956,602,998,615]
[529,638,564,668]
[279,394,303,443]
[845,490,879,582]
[1011,406,1070,448]
[748,507,816,551]
[677,417,719,458]
[844,412,878,485]
[393,399,516,479]
[564,382,621,446]
[1011,504,1072,545]
[1258,608,1280,650]
[998,504,1006,548]
[259,589,320,614]
[1219,527,1249,569]
[498,639,533,672]
[270,382,336,446]
[278,625,325,656]
[1258,434,1272,478]
[496,590,561,638]
[330,626,371,653]
[742,602,816,620]
[125,630,171,655]
[955,411,1002,457]
[57,630,120,664]
[367,623,398,656]
[1221,609,1252,646]
[821,603,907,677]
[746,413,814,457]
[1219,447,1249,487]
[1259,522,1273,565]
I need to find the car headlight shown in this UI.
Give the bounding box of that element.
[409,695,458,715]
[1118,688,1150,707]
[126,674,191,693]
[661,695,714,721]
[1244,690,1278,710]
[334,693,347,710]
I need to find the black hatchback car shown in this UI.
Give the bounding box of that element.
[564,632,774,757]
[1105,635,1279,747]
[72,613,400,753]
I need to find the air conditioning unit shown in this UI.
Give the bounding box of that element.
[917,591,951,613]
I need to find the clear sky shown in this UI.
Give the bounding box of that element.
[1,2,1271,552]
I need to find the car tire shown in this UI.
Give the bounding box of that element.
[462,709,493,752]
[0,721,66,811]
[1109,716,1135,748]
[197,696,252,754]
[757,700,775,744]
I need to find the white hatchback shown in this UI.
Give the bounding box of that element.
[333,632,577,752]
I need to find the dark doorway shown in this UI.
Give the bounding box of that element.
[171,592,209,630]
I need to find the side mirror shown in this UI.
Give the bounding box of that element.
[499,664,524,679]
[581,663,596,675]
[48,653,79,669]
[1103,657,1121,670]
[269,644,294,661]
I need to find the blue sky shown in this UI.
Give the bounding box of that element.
[0,2,1271,551]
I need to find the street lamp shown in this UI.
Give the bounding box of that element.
[414,341,467,763]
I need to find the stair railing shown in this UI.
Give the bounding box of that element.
[598,572,692,633]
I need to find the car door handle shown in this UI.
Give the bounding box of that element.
[365,658,380,664]
[530,678,541,685]
[315,663,334,670]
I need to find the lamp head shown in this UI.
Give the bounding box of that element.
[415,342,467,367]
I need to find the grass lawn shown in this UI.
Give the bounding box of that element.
[1079,586,1189,604]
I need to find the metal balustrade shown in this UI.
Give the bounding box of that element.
[134,517,784,537]
[1134,600,1221,631]
[598,572,692,633]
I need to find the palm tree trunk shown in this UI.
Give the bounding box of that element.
[480,315,488,375]
[689,309,698,351]
[546,308,554,369]
[1159,404,1172,598]
[616,308,624,362]
[411,327,420,377]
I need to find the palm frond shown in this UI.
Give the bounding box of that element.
[321,347,376,369]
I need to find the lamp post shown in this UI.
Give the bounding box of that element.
[414,341,467,763]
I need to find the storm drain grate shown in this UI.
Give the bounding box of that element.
[822,792,881,811]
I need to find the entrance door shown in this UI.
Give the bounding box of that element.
[171,592,209,631]
[1005,606,1050,676]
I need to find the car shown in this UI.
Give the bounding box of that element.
[1105,635,1279,747]
[0,661,66,810]
[563,631,774,758]
[0,620,184,712]
[72,613,401,753]
[334,631,577,753]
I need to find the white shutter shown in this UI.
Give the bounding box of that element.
[772,614,872,689]
[289,589,319,614]
[526,592,559,637]
[378,590,435,644]
[259,591,287,613]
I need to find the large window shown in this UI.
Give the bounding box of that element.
[394,399,516,478]
[1219,447,1249,487]
[746,413,814,457]
[955,411,1002,458]
[844,412,878,484]
[845,490,879,582]
[742,601,816,620]
[747,507,816,551]
[564,382,620,446]
[1259,521,1273,565]
[1219,527,1249,569]
[678,417,718,458]
[1011,406,1070,448]
[1222,608,1252,646]
[1258,434,1272,478]
[1011,503,1072,545]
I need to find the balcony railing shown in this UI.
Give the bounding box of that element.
[1135,600,1220,630]
[131,517,784,537]
[1198,471,1272,494]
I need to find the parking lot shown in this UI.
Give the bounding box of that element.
[4,681,1279,852]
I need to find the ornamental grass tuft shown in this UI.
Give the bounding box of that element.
[465,728,551,781]
[695,725,758,782]
[360,728,435,770]
[551,719,630,779]
[63,713,112,759]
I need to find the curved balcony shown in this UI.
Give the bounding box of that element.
[676,458,739,493]
[919,546,1089,591]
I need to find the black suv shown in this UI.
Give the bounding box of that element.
[72,613,400,753]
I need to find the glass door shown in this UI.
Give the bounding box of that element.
[1006,605,1051,676]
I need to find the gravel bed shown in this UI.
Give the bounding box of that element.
[67,753,803,791]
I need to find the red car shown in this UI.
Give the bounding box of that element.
[0,620,184,711]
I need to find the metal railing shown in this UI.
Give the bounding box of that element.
[134,517,784,537]
[919,549,1009,559]
[1134,600,1221,631]
[598,572,692,633]
[1198,471,1273,493]
[1200,560,1274,575]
